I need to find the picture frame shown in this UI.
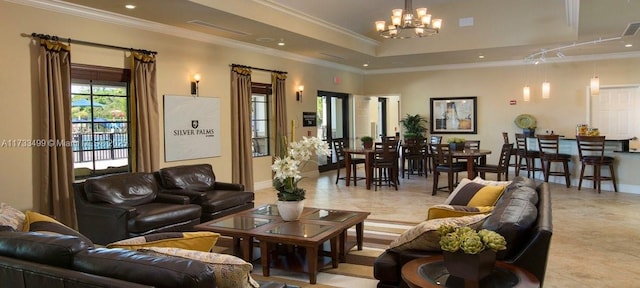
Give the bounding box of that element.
[430,96,477,134]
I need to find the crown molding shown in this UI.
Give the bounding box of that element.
[10,0,363,74]
[364,51,640,75]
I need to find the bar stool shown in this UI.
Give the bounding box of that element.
[537,134,571,187]
[576,135,618,193]
[515,133,543,178]
[333,139,365,185]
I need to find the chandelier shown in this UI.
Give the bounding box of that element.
[375,0,442,39]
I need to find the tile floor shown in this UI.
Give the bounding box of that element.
[253,169,640,287]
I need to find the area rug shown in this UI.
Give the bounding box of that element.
[216,219,415,288]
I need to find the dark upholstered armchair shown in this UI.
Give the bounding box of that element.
[156,164,255,222]
[74,172,202,245]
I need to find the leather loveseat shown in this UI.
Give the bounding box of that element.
[373,176,553,287]
[156,164,255,222]
[0,231,216,288]
[74,172,203,245]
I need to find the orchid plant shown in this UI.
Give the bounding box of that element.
[271,136,331,201]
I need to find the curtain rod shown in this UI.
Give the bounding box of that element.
[28,33,157,55]
[230,64,287,74]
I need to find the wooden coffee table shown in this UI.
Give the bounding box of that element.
[195,204,370,284]
[402,256,540,288]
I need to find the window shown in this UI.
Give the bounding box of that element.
[251,83,272,157]
[71,64,132,179]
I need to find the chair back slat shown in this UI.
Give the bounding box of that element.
[576,135,606,160]
[537,134,560,158]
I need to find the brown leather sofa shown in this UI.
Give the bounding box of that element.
[373,176,553,288]
[0,231,215,288]
[74,172,202,245]
[156,164,255,222]
[0,230,296,288]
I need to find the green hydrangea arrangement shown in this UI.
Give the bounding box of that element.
[437,225,507,254]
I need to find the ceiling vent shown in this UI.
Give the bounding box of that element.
[622,22,640,37]
[187,20,251,36]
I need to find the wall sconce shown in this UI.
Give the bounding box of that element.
[191,73,201,96]
[296,85,304,101]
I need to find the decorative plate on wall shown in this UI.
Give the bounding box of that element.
[514,114,537,129]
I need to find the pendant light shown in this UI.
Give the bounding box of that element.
[542,81,550,99]
[590,76,600,96]
[523,85,531,102]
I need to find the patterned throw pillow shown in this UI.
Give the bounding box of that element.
[427,204,494,220]
[471,176,511,186]
[444,178,506,207]
[388,214,489,252]
[23,210,94,248]
[139,247,259,288]
[107,232,219,252]
[0,202,25,231]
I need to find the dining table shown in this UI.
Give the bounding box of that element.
[449,148,492,179]
[343,148,376,190]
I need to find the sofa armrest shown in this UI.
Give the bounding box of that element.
[155,193,191,204]
[214,181,245,191]
[159,189,207,204]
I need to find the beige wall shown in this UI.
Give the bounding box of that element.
[364,59,640,192]
[0,1,362,210]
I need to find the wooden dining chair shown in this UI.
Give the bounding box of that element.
[502,132,519,172]
[401,138,427,179]
[463,140,485,165]
[424,135,443,174]
[372,140,399,190]
[576,135,618,193]
[333,139,365,185]
[430,143,466,195]
[537,134,571,187]
[475,143,513,181]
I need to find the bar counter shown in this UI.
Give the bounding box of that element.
[523,137,640,194]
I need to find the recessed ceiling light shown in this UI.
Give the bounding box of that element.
[363,63,369,67]
[625,43,633,48]
[478,55,485,59]
[125,4,136,9]
[277,39,285,46]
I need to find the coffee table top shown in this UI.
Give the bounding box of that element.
[402,256,539,288]
[195,204,370,241]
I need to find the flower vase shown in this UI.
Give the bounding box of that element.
[276,200,305,221]
[442,250,496,282]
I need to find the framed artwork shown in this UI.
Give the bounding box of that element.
[430,96,477,134]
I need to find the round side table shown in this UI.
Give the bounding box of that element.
[401,256,540,288]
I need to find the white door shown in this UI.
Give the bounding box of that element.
[590,86,640,139]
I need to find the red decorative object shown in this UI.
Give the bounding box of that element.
[442,250,496,282]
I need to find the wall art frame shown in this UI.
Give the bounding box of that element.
[430,96,477,134]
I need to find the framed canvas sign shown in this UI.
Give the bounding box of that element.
[430,96,477,134]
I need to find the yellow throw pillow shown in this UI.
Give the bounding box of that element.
[23,210,94,247]
[427,204,494,220]
[445,179,506,207]
[107,231,219,252]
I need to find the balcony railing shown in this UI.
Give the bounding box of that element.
[72,132,128,163]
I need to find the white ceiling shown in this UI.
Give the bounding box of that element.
[49,0,640,71]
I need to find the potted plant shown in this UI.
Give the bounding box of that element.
[400,114,428,139]
[360,136,373,149]
[272,136,331,220]
[447,137,466,151]
[438,225,507,282]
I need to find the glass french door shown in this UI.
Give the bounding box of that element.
[317,91,349,172]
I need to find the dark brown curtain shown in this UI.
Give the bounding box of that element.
[130,52,159,172]
[38,39,76,227]
[231,67,254,191]
[271,72,287,158]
